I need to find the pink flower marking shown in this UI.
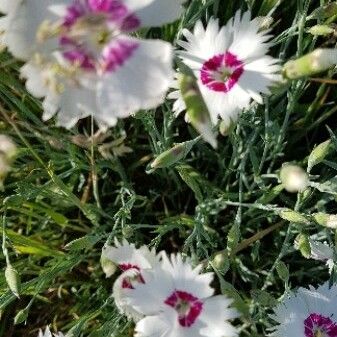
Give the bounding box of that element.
[63,0,140,30]
[59,0,140,72]
[304,313,337,337]
[102,39,138,72]
[119,264,145,289]
[200,51,244,93]
[165,290,203,327]
[119,263,140,272]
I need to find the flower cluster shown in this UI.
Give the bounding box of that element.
[0,0,184,129]
[102,239,239,337]
[270,281,337,337]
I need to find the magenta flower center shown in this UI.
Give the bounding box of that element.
[164,290,203,327]
[200,51,244,93]
[59,0,140,72]
[119,264,144,289]
[304,313,337,337]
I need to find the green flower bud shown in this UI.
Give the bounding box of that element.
[283,49,337,80]
[313,212,337,229]
[14,307,29,325]
[178,74,217,148]
[280,164,309,193]
[100,255,117,278]
[219,119,235,137]
[212,250,229,271]
[310,3,337,19]
[276,261,289,283]
[150,139,197,169]
[5,264,21,298]
[279,209,310,225]
[307,139,331,173]
[295,233,311,258]
[308,25,334,36]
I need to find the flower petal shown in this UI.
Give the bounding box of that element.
[2,0,57,60]
[134,0,185,28]
[97,37,173,121]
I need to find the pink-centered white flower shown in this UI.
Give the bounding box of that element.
[270,281,337,337]
[170,11,280,125]
[128,253,239,337]
[38,326,65,337]
[0,0,184,129]
[103,239,159,320]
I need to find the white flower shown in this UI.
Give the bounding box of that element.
[38,327,65,337]
[1,0,185,129]
[103,239,160,320]
[128,253,239,337]
[308,237,335,273]
[171,11,280,125]
[270,281,337,337]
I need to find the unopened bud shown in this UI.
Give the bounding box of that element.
[308,25,335,36]
[295,233,311,258]
[0,135,17,162]
[178,74,217,148]
[307,139,331,172]
[283,49,337,79]
[100,254,117,278]
[280,164,309,193]
[5,264,21,298]
[313,212,337,229]
[14,307,29,325]
[310,3,337,19]
[219,119,235,136]
[279,209,310,225]
[212,251,229,271]
[151,139,196,169]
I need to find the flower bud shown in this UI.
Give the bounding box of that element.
[0,135,17,162]
[5,264,21,298]
[280,164,309,193]
[310,3,337,19]
[100,254,117,278]
[150,139,196,169]
[283,49,337,79]
[313,212,337,229]
[295,233,311,258]
[14,307,29,325]
[308,25,334,36]
[178,74,217,148]
[307,139,331,173]
[212,251,229,271]
[219,119,235,137]
[279,209,310,225]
